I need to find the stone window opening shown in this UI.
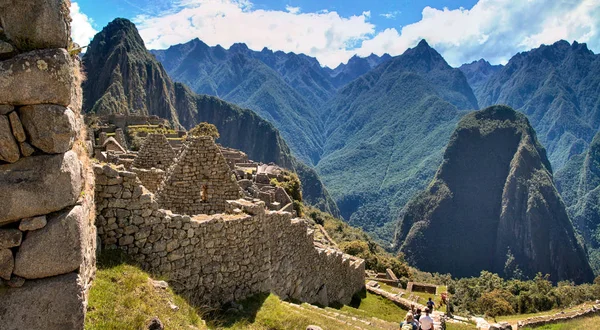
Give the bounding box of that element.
[201,184,208,202]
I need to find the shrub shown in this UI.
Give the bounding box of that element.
[188,122,220,139]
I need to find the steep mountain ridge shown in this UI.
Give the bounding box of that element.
[82,18,339,216]
[317,40,479,243]
[325,53,392,88]
[151,39,327,165]
[556,131,600,273]
[395,105,594,283]
[458,58,503,93]
[476,40,600,170]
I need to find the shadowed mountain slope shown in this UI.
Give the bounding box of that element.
[325,53,392,88]
[395,105,594,283]
[82,18,339,216]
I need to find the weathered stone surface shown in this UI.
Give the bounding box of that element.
[19,141,35,157]
[0,248,14,280]
[0,0,70,50]
[0,49,73,106]
[0,228,22,249]
[6,275,24,288]
[0,151,82,224]
[0,40,14,52]
[19,215,47,231]
[19,104,78,153]
[0,104,14,115]
[0,272,87,330]
[8,111,26,142]
[14,206,86,279]
[0,114,20,163]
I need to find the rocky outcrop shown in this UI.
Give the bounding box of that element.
[395,105,594,283]
[0,1,96,329]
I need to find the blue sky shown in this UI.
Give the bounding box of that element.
[71,0,600,68]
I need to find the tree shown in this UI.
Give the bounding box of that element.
[189,122,220,139]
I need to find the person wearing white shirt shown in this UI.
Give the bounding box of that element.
[419,308,434,330]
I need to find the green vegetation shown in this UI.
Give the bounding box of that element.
[447,271,600,319]
[332,291,408,323]
[188,122,220,139]
[86,251,205,330]
[307,206,411,279]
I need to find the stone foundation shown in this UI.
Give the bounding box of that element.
[95,164,365,307]
[0,1,96,329]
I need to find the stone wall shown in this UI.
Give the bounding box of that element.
[94,163,365,307]
[132,133,176,170]
[156,136,242,215]
[0,1,96,329]
[132,167,165,193]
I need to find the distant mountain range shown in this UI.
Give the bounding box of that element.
[82,18,339,216]
[83,18,600,279]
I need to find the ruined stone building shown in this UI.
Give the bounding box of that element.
[0,2,96,329]
[95,135,365,307]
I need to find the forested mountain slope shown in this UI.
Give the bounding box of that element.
[395,105,594,283]
[316,40,479,243]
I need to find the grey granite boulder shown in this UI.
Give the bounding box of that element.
[0,228,22,249]
[0,0,70,50]
[0,151,82,224]
[14,205,86,279]
[0,248,14,280]
[0,49,73,106]
[0,272,87,330]
[19,104,78,153]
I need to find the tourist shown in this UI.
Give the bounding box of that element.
[419,308,434,330]
[427,297,435,311]
[400,312,418,330]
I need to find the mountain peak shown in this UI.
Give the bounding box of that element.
[416,39,430,48]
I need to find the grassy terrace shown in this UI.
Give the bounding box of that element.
[520,315,600,329]
[86,251,408,329]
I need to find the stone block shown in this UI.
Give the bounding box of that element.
[19,141,35,157]
[0,114,20,163]
[0,228,22,249]
[0,49,73,106]
[0,272,87,330]
[19,104,78,153]
[0,248,14,280]
[0,104,14,115]
[7,111,25,142]
[0,151,82,225]
[19,215,47,231]
[14,205,87,279]
[0,0,70,50]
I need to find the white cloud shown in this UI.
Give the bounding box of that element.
[380,11,400,19]
[70,2,97,46]
[357,0,600,66]
[133,0,600,68]
[134,0,374,68]
[286,5,300,15]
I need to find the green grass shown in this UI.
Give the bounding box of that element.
[331,291,408,323]
[446,322,478,330]
[209,292,397,329]
[520,315,600,330]
[376,281,447,307]
[85,252,205,330]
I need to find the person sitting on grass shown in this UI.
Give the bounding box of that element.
[400,312,418,330]
[419,308,434,330]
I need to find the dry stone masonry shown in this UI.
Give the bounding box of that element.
[0,1,97,329]
[95,162,365,307]
[132,133,176,170]
[156,136,242,215]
